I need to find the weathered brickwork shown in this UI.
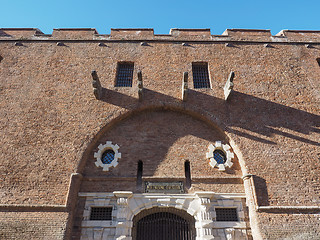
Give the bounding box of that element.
[0,28,319,239]
[259,212,320,239]
[0,211,68,239]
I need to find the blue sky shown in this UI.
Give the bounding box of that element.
[1,0,319,35]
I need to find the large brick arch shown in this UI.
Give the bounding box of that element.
[75,105,248,184]
[76,104,245,175]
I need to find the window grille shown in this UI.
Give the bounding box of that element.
[135,211,194,240]
[215,208,238,221]
[101,149,115,164]
[115,62,134,87]
[192,63,210,88]
[90,207,112,220]
[213,149,226,164]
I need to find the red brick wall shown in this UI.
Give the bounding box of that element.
[0,211,68,239]
[259,212,320,239]
[1,28,319,239]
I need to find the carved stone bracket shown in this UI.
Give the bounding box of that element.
[224,71,234,100]
[182,72,188,101]
[137,70,143,101]
[91,70,102,100]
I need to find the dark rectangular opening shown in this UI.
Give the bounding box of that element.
[137,160,143,189]
[184,161,191,189]
[192,62,210,88]
[115,62,134,87]
[215,208,238,221]
[90,207,112,220]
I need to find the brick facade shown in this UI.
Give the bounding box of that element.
[0,28,319,239]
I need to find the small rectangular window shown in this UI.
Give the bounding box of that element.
[90,207,112,220]
[215,208,238,221]
[192,62,210,89]
[115,62,134,87]
[137,160,143,188]
[317,58,320,67]
[184,161,191,189]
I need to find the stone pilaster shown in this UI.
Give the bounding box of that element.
[114,191,133,240]
[196,192,215,240]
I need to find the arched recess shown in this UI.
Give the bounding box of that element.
[75,104,236,175]
[132,207,196,240]
[68,104,257,240]
[75,105,246,188]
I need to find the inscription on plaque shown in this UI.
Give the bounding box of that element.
[144,182,184,193]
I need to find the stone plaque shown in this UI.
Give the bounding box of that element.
[144,182,184,193]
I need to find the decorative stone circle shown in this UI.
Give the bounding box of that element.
[206,141,234,171]
[94,141,121,171]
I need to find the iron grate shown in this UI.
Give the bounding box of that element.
[192,63,210,88]
[136,211,194,240]
[115,62,134,87]
[215,208,238,221]
[213,149,226,164]
[90,207,112,220]
[101,149,115,164]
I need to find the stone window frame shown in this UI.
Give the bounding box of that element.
[206,141,234,171]
[214,207,239,222]
[82,194,117,228]
[89,206,113,221]
[94,141,121,171]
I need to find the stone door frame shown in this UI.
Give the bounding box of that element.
[80,191,248,240]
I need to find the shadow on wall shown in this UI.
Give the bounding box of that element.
[99,87,320,147]
[225,91,319,146]
[253,175,269,206]
[80,86,320,204]
[0,30,11,37]
[84,103,241,178]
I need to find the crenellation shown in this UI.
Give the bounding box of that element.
[0,28,43,38]
[0,28,319,43]
[222,28,272,36]
[276,29,320,41]
[170,28,212,40]
[52,28,98,40]
[222,29,272,42]
[110,28,154,40]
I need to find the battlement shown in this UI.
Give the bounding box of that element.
[222,29,272,36]
[0,27,319,42]
[110,28,154,39]
[0,28,43,38]
[276,29,320,41]
[52,28,98,40]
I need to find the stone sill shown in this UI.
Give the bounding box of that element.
[81,220,116,228]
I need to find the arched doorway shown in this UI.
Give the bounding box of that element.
[132,207,196,240]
